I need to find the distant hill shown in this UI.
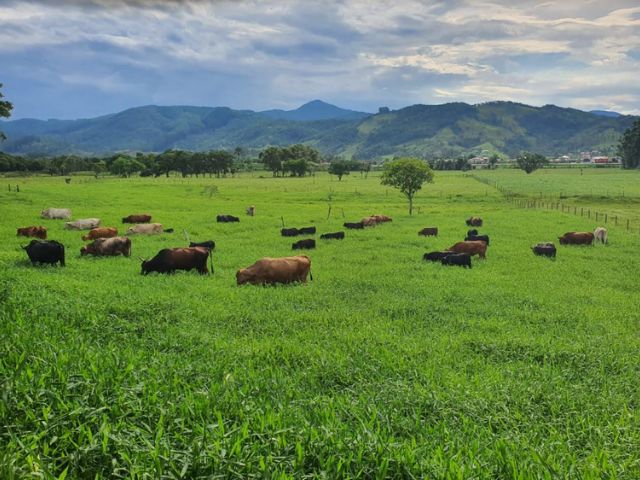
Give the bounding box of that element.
[260,100,370,121]
[589,110,622,118]
[0,101,635,158]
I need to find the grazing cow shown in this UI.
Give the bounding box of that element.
[292,239,316,250]
[418,227,438,237]
[246,205,255,216]
[189,240,215,250]
[558,232,594,245]
[281,228,299,237]
[344,221,364,229]
[17,226,47,239]
[81,237,131,257]
[122,214,152,224]
[465,234,490,246]
[320,231,345,240]
[423,251,449,262]
[141,247,211,275]
[41,208,71,220]
[298,226,316,235]
[532,242,556,258]
[372,214,392,223]
[22,240,65,266]
[467,229,478,236]
[126,223,163,235]
[236,255,312,285]
[441,253,472,268]
[217,215,240,223]
[362,216,379,227]
[64,218,101,230]
[465,217,483,227]
[448,241,487,259]
[594,227,608,244]
[82,227,117,241]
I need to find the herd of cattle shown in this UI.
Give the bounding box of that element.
[16,209,610,283]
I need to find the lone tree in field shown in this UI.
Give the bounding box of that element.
[381,157,434,215]
[328,160,351,181]
[0,83,13,142]
[618,118,640,168]
[516,151,548,174]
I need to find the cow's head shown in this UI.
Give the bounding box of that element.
[80,246,89,256]
[558,236,566,245]
[140,258,152,275]
[236,269,250,285]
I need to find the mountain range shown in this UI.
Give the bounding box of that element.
[0,100,635,158]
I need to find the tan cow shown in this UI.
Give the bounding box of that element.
[594,227,608,244]
[126,223,163,235]
[82,227,118,241]
[81,237,131,257]
[236,255,312,285]
[448,241,487,259]
[41,208,71,219]
[17,226,47,239]
[64,218,101,230]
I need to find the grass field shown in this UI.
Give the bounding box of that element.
[1,171,640,478]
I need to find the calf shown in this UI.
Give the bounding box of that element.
[344,221,364,229]
[217,215,240,223]
[281,228,299,237]
[465,234,490,246]
[423,251,449,262]
[189,240,215,250]
[594,227,608,244]
[141,247,211,275]
[17,226,47,239]
[292,239,316,250]
[467,229,478,236]
[441,253,472,268]
[81,237,131,257]
[465,216,483,227]
[418,227,438,237]
[532,242,556,258]
[246,205,255,216]
[22,240,65,266]
[82,227,117,241]
[320,231,345,240]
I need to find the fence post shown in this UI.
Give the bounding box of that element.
[627,219,630,232]
[605,213,607,224]
[581,207,583,217]
[615,216,617,226]
[588,209,591,219]
[574,206,576,215]
[596,212,598,222]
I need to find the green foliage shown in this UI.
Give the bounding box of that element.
[259,144,319,177]
[618,118,640,168]
[109,155,145,177]
[1,172,640,477]
[327,160,352,180]
[381,157,434,214]
[516,151,549,174]
[0,82,13,142]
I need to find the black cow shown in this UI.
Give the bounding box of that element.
[467,229,478,236]
[441,253,472,268]
[532,243,556,258]
[320,231,345,240]
[344,222,364,229]
[217,215,240,223]
[465,234,490,246]
[292,239,316,250]
[141,247,211,275]
[190,240,216,250]
[298,226,316,235]
[423,251,449,262]
[22,240,65,266]
[281,228,299,237]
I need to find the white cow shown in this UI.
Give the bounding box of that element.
[126,223,163,235]
[594,227,608,244]
[41,208,72,219]
[64,218,101,230]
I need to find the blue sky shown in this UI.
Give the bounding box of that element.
[1,0,639,119]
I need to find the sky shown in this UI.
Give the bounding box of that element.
[1,0,639,119]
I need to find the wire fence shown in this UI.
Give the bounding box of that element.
[467,174,640,235]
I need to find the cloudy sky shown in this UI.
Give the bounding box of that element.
[1,0,639,119]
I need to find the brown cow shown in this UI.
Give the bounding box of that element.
[558,232,594,245]
[372,214,392,223]
[448,241,487,259]
[122,214,152,224]
[466,217,483,227]
[17,226,47,239]
[81,227,117,241]
[237,256,312,286]
[81,237,131,257]
[418,227,438,236]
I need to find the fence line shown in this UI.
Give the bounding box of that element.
[467,174,640,235]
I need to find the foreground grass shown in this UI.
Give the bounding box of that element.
[1,172,639,478]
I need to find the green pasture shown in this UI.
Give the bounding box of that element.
[1,172,639,478]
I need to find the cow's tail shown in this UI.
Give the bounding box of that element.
[309,269,313,281]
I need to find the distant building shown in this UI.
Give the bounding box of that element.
[468,156,489,169]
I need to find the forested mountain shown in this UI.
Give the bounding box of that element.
[1,101,634,158]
